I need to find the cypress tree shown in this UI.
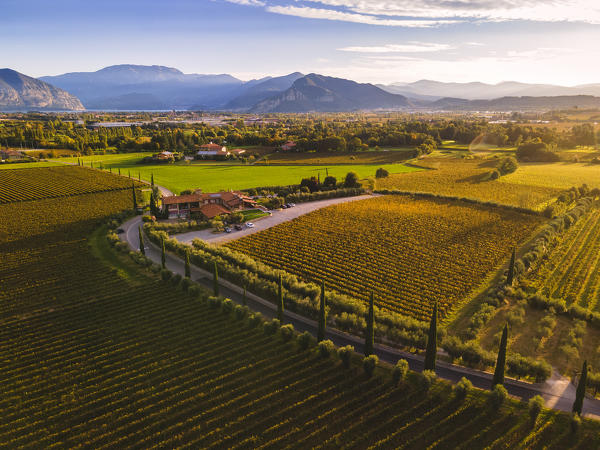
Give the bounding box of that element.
[317,280,327,342]
[492,323,508,387]
[131,184,137,212]
[506,247,516,286]
[160,237,166,269]
[118,167,121,176]
[277,274,284,322]
[213,261,219,296]
[424,302,438,371]
[138,172,141,181]
[573,360,588,415]
[151,173,155,187]
[128,171,131,179]
[138,226,145,255]
[184,251,191,278]
[242,285,247,306]
[90,161,93,169]
[364,292,375,356]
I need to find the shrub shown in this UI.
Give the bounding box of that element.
[363,355,378,377]
[528,395,544,423]
[516,141,560,162]
[318,339,335,358]
[234,304,248,321]
[338,345,354,368]
[375,168,389,178]
[420,370,436,391]
[160,269,173,281]
[247,312,263,328]
[298,331,315,350]
[392,359,409,385]
[454,377,472,400]
[180,277,193,292]
[497,156,518,175]
[490,384,508,409]
[264,319,280,335]
[279,324,295,342]
[208,296,222,309]
[170,273,182,286]
[221,298,234,314]
[187,284,201,298]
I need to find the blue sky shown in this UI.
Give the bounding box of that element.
[2,0,599,85]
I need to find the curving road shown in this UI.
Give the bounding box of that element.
[120,212,600,419]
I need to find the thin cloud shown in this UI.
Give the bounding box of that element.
[265,5,458,27]
[304,0,600,24]
[222,0,266,6]
[338,42,453,53]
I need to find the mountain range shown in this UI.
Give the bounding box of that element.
[1,64,600,112]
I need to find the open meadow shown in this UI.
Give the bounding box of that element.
[376,157,561,209]
[56,153,419,193]
[2,165,596,447]
[226,195,544,321]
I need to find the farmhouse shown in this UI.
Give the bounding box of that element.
[161,189,257,219]
[0,149,24,160]
[196,143,228,159]
[281,141,297,151]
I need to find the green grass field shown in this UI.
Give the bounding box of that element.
[56,153,420,193]
[0,161,62,169]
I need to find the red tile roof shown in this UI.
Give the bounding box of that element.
[162,194,203,205]
[199,203,229,219]
[199,143,224,150]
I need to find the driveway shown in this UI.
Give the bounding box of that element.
[175,194,375,244]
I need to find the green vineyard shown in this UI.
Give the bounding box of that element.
[227,195,544,320]
[0,165,141,203]
[0,166,597,447]
[531,207,600,310]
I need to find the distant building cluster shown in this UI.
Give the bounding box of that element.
[195,143,246,159]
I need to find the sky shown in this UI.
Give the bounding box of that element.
[1,0,599,85]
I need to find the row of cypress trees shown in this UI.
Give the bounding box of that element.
[149,241,590,416]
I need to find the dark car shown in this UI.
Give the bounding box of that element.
[116,228,125,234]
[234,224,243,231]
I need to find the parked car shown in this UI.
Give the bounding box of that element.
[288,203,296,207]
[246,222,254,228]
[116,228,125,234]
[224,227,232,233]
[281,204,288,209]
[234,224,243,231]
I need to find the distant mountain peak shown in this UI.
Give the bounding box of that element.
[0,68,84,111]
[251,73,410,113]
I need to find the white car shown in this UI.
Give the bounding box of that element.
[246,222,254,228]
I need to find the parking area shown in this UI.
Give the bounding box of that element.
[174,194,374,245]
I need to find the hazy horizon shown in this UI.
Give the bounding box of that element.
[2,0,599,86]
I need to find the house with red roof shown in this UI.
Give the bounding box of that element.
[196,142,228,159]
[161,189,257,219]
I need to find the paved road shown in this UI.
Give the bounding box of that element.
[175,194,375,244]
[120,214,600,418]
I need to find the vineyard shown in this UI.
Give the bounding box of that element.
[226,195,544,321]
[0,165,141,203]
[376,158,560,210]
[0,184,598,447]
[530,208,600,309]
